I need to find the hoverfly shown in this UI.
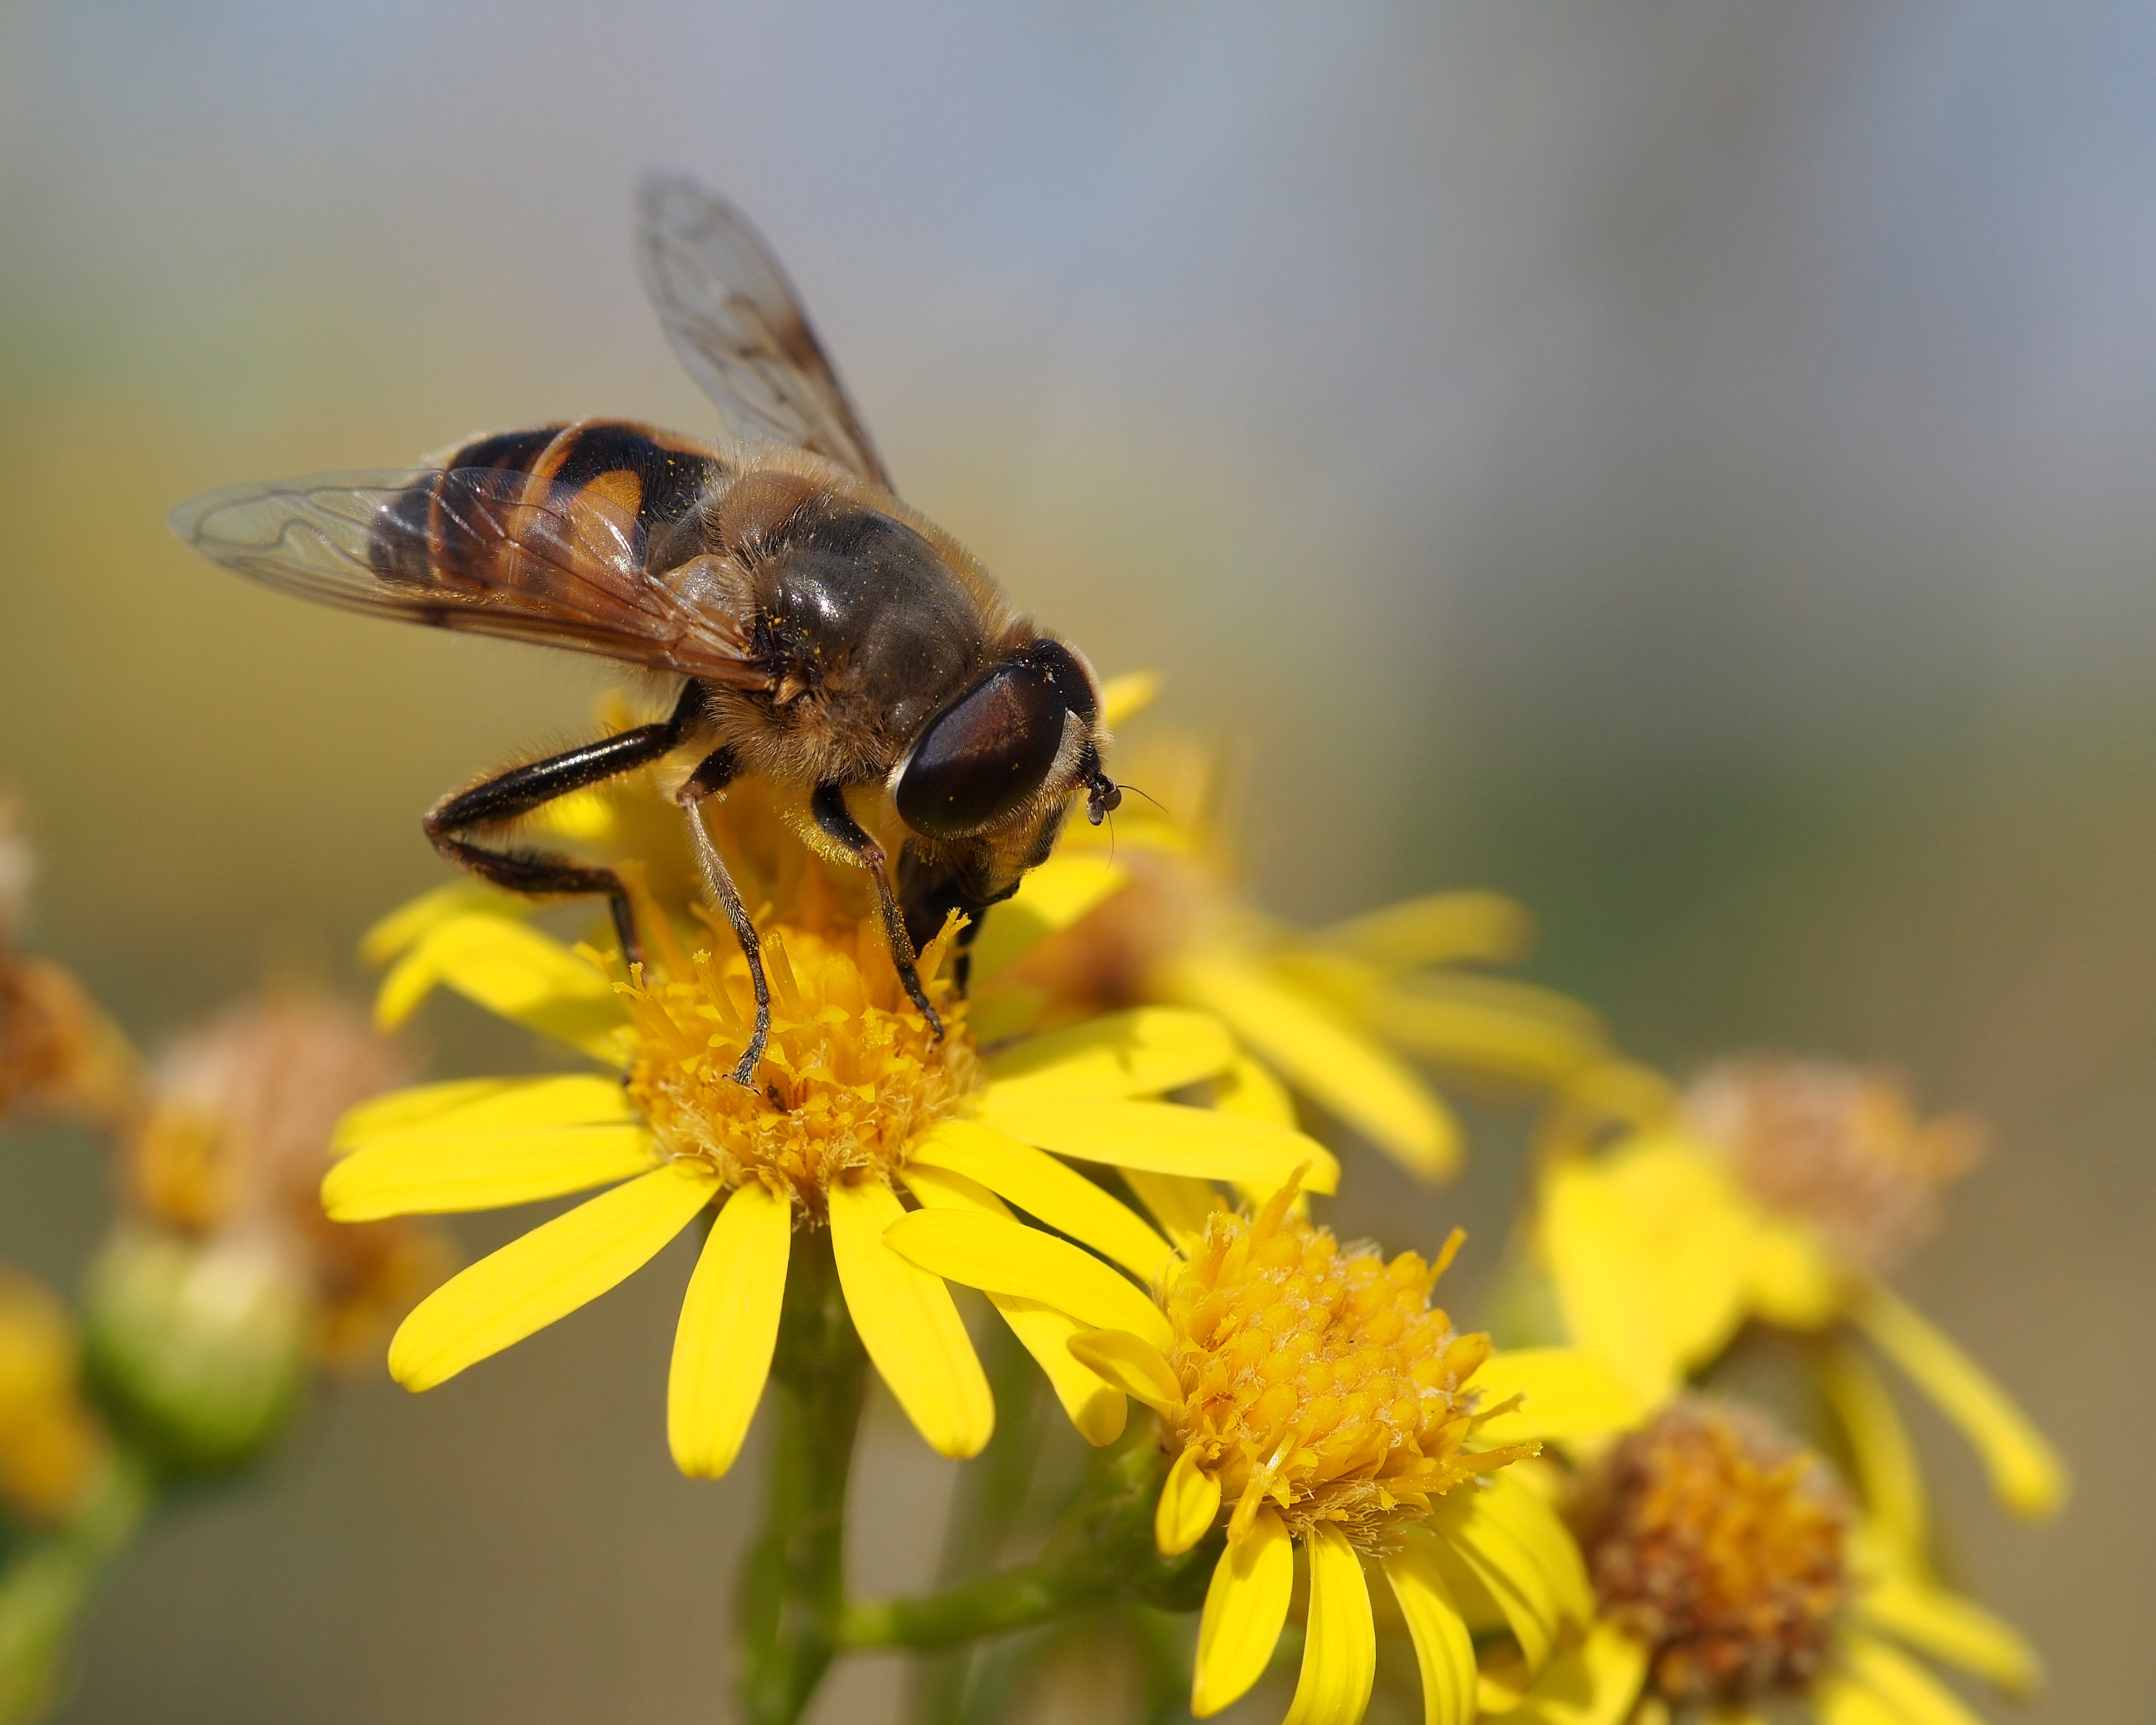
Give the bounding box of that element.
[172,173,1118,1083]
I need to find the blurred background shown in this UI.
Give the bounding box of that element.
[2,2,2151,1718]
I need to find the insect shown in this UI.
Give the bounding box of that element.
[171,173,1119,1083]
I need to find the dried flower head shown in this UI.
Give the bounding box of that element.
[1686,1057,1982,1274]
[1579,1398,1851,1704]
[126,993,441,1362]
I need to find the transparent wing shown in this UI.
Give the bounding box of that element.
[635,171,891,487]
[169,468,768,686]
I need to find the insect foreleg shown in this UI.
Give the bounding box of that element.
[810,782,944,1041]
[678,751,772,1087]
[423,683,704,964]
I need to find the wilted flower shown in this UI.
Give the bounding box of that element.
[85,994,440,1471]
[0,800,138,1132]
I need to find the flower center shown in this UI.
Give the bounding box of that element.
[1685,1057,1982,1274]
[1158,1184,1504,1551]
[622,917,976,1220]
[1579,1398,1850,1703]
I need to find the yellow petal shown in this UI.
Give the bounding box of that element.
[1420,1510,1553,1672]
[976,1092,1339,1196]
[1323,891,1535,970]
[1384,1535,1478,1725]
[1743,1212,1846,1328]
[966,854,1129,986]
[1284,1522,1375,1725]
[376,914,632,1064]
[1813,1676,1905,1725]
[1212,1052,1298,1126]
[1817,1340,1929,1561]
[1839,1630,1987,1725]
[962,984,1047,1045]
[901,1164,1126,1445]
[1119,1168,1224,1250]
[1099,668,1162,729]
[827,1177,993,1458]
[388,1161,717,1390]
[1469,1347,1645,1445]
[982,1006,1236,1102]
[334,1074,633,1152]
[359,879,531,967]
[1541,1137,1753,1406]
[1359,976,1606,1089]
[1155,1443,1222,1557]
[667,1180,791,1479]
[1173,951,1459,1180]
[1853,1282,2069,1519]
[323,1124,657,1220]
[1499,1619,1651,1725]
[1191,1508,1293,1717]
[1067,1327,1183,1417]
[1855,1542,2040,1695]
[1472,1471,1594,1625]
[882,1207,1172,1349]
[909,1119,1173,1280]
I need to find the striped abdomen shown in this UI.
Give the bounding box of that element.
[369,420,727,605]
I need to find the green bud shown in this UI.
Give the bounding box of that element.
[79,1229,308,1476]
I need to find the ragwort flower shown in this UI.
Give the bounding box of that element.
[1527,1053,2067,1523]
[332,789,1344,1475]
[1498,1395,2038,1725]
[970,684,1613,1184]
[887,1174,1631,1724]
[510,681,1608,1185]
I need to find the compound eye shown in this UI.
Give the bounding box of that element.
[895,660,1070,839]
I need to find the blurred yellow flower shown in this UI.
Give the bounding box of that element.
[1495,1396,2037,1725]
[888,1174,1632,1725]
[967,676,1611,1183]
[337,793,1345,1476]
[1528,1055,2066,1522]
[0,1269,108,1529]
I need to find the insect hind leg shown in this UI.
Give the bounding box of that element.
[678,779,772,1088]
[810,782,944,1040]
[422,684,702,966]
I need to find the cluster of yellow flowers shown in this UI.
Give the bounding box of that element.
[0,677,2061,1725]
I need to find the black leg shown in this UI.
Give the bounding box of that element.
[423,683,703,965]
[677,752,772,1087]
[810,782,944,1040]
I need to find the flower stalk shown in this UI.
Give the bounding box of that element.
[842,1430,1220,1654]
[736,1230,868,1725]
[0,1453,151,1725]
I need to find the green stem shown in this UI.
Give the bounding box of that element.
[0,1453,152,1724]
[840,1428,1219,1656]
[736,1230,868,1725]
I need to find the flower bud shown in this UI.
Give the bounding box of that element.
[80,1229,309,1475]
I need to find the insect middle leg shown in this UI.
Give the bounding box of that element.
[423,682,703,964]
[810,782,944,1039]
[675,746,772,1087]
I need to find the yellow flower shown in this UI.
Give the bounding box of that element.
[967,677,1612,1184]
[334,792,1345,1477]
[0,1268,108,1528]
[1528,1055,2067,1523]
[510,680,1607,1185]
[887,1174,1634,1724]
[1494,1395,2038,1725]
